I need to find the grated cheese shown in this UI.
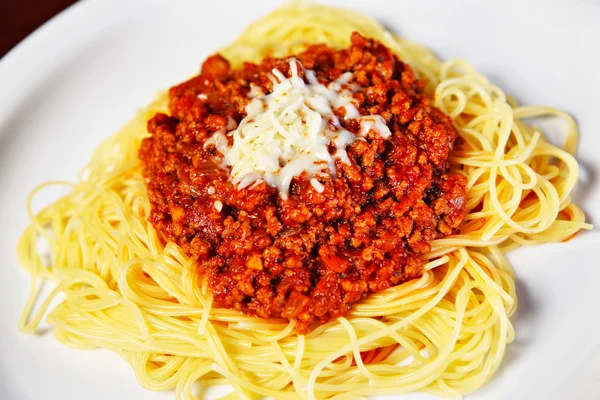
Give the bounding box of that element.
[310,178,325,193]
[213,200,223,212]
[207,58,392,199]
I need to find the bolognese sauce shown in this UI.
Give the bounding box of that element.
[139,33,467,332]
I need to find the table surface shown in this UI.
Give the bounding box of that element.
[0,0,77,58]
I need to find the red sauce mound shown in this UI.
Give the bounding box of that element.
[139,33,467,332]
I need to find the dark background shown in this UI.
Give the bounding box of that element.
[0,0,77,57]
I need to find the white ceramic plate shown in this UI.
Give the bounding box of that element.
[1,0,599,399]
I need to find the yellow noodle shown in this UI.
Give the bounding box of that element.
[17,1,591,399]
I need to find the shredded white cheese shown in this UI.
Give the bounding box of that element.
[213,200,223,212]
[310,178,325,193]
[206,58,392,199]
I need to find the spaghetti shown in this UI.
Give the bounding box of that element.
[17,1,592,399]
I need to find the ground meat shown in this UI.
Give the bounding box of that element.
[139,33,467,333]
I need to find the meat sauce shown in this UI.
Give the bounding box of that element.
[139,33,467,332]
